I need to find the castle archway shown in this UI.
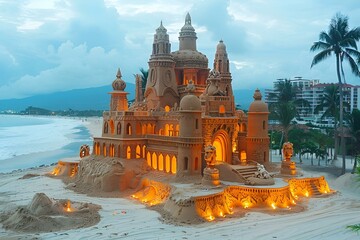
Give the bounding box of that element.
[212,130,230,163]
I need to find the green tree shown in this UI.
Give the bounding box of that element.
[310,13,360,174]
[314,85,340,160]
[269,79,309,143]
[139,68,149,95]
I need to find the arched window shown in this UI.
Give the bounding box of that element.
[171,156,177,174]
[165,155,170,173]
[219,105,225,114]
[142,145,146,158]
[103,143,107,157]
[126,146,131,159]
[117,122,121,135]
[158,154,164,171]
[136,145,141,158]
[147,152,151,167]
[194,157,199,171]
[184,157,188,171]
[152,153,157,170]
[127,123,132,135]
[104,122,109,134]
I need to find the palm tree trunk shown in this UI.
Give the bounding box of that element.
[334,127,338,160]
[336,53,346,175]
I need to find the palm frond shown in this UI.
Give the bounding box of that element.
[343,51,360,76]
[310,41,331,51]
[311,49,333,67]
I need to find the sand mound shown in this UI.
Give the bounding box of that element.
[19,173,40,179]
[0,193,101,233]
[68,155,148,195]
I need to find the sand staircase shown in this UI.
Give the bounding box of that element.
[309,182,322,197]
[231,165,258,180]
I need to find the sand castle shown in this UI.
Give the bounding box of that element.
[50,13,333,223]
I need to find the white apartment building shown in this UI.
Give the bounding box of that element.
[265,77,360,127]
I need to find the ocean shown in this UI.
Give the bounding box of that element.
[0,115,93,173]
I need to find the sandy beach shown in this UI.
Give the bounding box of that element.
[0,118,359,239]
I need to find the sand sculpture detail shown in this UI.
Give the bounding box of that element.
[0,193,100,233]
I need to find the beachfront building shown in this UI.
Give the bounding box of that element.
[265,77,360,126]
[92,13,270,176]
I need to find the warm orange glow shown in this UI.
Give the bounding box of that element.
[132,180,171,206]
[65,200,72,212]
[52,167,60,176]
[305,191,309,197]
[171,156,176,174]
[271,203,276,209]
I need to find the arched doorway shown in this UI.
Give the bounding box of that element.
[212,130,230,163]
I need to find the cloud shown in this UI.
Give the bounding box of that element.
[0,41,120,99]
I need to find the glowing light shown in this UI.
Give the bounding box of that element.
[271,203,276,209]
[207,215,215,221]
[305,191,309,197]
[292,200,296,205]
[65,200,72,212]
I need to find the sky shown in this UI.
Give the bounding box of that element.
[0,0,360,100]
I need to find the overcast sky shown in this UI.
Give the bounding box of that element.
[1,0,360,100]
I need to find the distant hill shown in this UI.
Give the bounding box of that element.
[0,83,261,112]
[0,84,136,111]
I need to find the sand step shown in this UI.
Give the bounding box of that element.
[232,166,258,179]
[310,182,322,196]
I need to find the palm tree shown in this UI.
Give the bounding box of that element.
[268,79,310,143]
[310,12,360,175]
[314,84,340,160]
[139,68,149,95]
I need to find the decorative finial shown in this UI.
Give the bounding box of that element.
[253,88,262,100]
[185,12,191,25]
[112,68,126,91]
[116,68,122,78]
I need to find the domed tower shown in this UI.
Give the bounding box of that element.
[109,68,128,112]
[213,40,234,97]
[172,13,209,98]
[246,89,270,164]
[145,21,179,110]
[177,82,203,176]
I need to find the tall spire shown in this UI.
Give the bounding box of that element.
[185,12,191,25]
[179,13,197,51]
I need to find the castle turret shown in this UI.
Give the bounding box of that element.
[246,89,270,164]
[145,21,179,110]
[172,13,209,97]
[177,82,202,176]
[110,68,128,112]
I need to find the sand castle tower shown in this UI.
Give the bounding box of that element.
[177,81,202,176]
[109,68,128,112]
[172,13,209,98]
[246,89,270,164]
[145,21,179,110]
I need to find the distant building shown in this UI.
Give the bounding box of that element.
[265,77,360,126]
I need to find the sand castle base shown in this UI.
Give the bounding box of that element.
[202,168,220,186]
[281,161,297,175]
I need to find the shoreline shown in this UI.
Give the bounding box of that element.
[0,116,102,174]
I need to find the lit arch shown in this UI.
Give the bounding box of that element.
[171,156,177,174]
[147,152,151,167]
[109,120,115,134]
[152,153,157,170]
[158,154,164,171]
[126,146,131,159]
[165,155,171,173]
[212,130,230,163]
[136,145,141,158]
